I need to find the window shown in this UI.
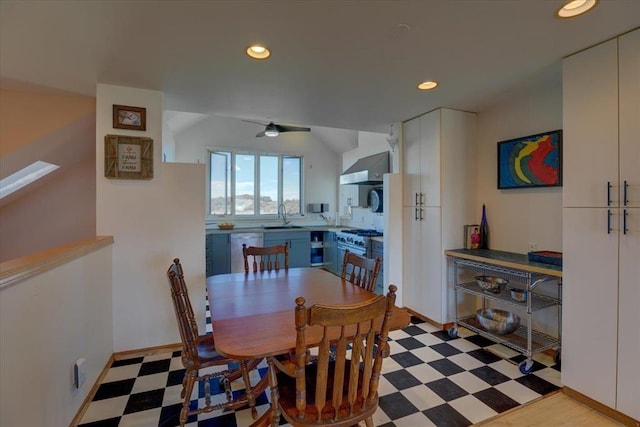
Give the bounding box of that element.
[209,150,302,218]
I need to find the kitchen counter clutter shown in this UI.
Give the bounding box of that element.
[445,249,562,375]
[206,226,384,280]
[206,225,353,234]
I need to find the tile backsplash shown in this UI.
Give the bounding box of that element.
[340,207,384,231]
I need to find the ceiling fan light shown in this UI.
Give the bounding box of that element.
[246,45,271,59]
[556,0,598,18]
[264,129,279,137]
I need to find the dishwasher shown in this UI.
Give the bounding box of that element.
[229,233,263,273]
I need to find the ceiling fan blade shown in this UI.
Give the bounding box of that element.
[242,119,268,126]
[275,124,311,133]
[256,130,267,137]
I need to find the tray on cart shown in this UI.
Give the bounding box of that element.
[528,251,563,266]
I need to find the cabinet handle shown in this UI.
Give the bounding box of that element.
[415,207,419,221]
[623,180,628,206]
[623,209,628,235]
[420,208,424,221]
[415,193,419,206]
[607,181,612,206]
[607,209,612,234]
[420,193,424,206]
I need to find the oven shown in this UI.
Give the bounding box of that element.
[335,229,383,265]
[336,238,367,270]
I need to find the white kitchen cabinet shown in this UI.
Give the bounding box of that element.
[402,112,441,208]
[401,108,476,323]
[419,112,441,207]
[402,116,421,207]
[562,39,619,208]
[562,28,639,421]
[562,208,619,408]
[615,28,640,421]
[402,206,442,317]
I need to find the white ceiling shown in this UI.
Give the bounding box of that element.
[1,1,638,134]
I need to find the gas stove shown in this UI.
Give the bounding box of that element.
[335,229,383,257]
[341,229,383,237]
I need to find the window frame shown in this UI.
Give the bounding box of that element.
[206,147,304,221]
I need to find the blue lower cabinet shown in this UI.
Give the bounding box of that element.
[264,231,311,268]
[206,234,230,276]
[323,232,337,275]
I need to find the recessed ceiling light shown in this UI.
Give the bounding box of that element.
[556,0,598,18]
[417,81,438,90]
[246,45,271,59]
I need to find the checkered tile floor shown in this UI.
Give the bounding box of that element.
[78,317,561,426]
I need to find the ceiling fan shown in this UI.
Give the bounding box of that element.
[243,120,311,137]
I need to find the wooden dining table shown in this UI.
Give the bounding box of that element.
[205,267,410,360]
[206,267,410,424]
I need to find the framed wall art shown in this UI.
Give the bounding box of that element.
[113,104,146,131]
[497,129,562,189]
[104,134,153,180]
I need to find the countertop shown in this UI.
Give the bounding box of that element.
[206,225,355,234]
[444,248,562,277]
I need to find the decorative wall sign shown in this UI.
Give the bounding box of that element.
[113,104,146,131]
[104,134,153,179]
[497,130,562,189]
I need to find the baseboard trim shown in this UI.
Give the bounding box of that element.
[405,308,443,329]
[563,387,639,427]
[69,353,115,427]
[114,342,181,360]
[68,343,182,426]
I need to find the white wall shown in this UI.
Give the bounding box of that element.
[170,114,341,225]
[0,245,113,427]
[0,88,96,262]
[476,84,563,254]
[476,84,562,336]
[96,84,206,352]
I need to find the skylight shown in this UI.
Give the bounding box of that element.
[0,161,60,199]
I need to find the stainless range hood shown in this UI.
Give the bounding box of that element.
[339,151,389,185]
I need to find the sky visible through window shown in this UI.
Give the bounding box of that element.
[210,151,301,216]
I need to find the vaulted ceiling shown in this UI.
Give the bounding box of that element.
[1,1,638,133]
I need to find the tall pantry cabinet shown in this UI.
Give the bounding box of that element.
[402,108,477,324]
[562,29,639,420]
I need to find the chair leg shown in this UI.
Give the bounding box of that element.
[266,357,281,427]
[181,369,197,426]
[227,358,261,381]
[240,359,258,419]
[180,374,187,399]
[364,416,374,427]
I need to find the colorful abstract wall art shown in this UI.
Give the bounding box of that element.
[497,130,562,189]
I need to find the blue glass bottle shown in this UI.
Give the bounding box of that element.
[479,204,489,249]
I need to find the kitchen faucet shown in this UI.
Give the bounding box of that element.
[278,203,290,225]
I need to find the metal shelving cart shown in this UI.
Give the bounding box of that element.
[445,250,562,374]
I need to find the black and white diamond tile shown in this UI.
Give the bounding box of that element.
[78,316,560,426]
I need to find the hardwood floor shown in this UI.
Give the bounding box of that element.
[478,391,624,426]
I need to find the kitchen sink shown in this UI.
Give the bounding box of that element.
[262,225,305,229]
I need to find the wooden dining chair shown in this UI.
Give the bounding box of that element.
[243,243,289,273]
[257,285,397,427]
[167,258,258,426]
[340,249,382,292]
